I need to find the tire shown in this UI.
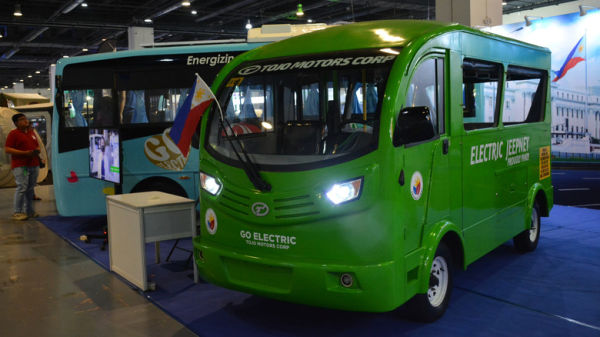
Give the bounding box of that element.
[408,242,453,322]
[513,201,541,253]
[130,177,187,198]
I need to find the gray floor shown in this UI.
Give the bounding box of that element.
[0,185,197,337]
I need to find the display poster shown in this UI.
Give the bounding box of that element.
[491,9,600,162]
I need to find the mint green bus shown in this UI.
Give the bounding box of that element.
[193,20,553,321]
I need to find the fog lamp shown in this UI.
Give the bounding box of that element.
[340,273,354,288]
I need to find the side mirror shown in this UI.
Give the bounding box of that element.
[393,106,435,146]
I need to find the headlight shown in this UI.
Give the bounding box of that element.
[200,172,222,195]
[325,177,363,205]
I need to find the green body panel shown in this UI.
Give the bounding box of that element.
[194,20,553,312]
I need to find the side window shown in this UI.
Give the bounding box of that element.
[503,66,547,124]
[405,57,445,135]
[119,88,189,124]
[62,88,115,127]
[90,89,116,127]
[462,59,502,130]
[62,89,90,127]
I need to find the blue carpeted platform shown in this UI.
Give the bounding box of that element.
[40,205,600,337]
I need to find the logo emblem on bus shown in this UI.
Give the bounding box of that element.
[251,202,269,217]
[144,128,189,171]
[410,171,423,201]
[205,208,218,235]
[238,65,261,75]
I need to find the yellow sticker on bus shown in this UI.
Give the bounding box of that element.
[540,146,551,180]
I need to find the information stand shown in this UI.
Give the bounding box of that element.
[106,191,196,291]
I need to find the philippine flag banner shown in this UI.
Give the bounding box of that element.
[553,35,585,82]
[169,74,217,157]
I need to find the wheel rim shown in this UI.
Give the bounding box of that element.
[529,207,539,242]
[427,256,449,308]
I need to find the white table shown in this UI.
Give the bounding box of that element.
[106,191,196,291]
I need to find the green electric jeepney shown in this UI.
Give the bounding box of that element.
[193,20,553,321]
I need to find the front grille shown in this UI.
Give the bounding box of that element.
[273,195,320,219]
[218,186,323,221]
[220,187,250,215]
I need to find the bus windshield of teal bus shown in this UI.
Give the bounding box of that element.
[206,51,397,170]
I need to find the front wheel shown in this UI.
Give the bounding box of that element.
[513,201,541,253]
[408,242,453,322]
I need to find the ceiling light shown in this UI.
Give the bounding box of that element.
[63,55,69,58]
[144,18,153,23]
[191,9,197,15]
[245,20,252,30]
[19,79,24,82]
[182,1,191,6]
[27,75,32,78]
[502,2,507,5]
[307,18,313,23]
[81,2,88,7]
[14,4,23,17]
[35,70,40,74]
[296,4,304,17]
[0,33,3,39]
[82,48,88,52]
[62,0,84,14]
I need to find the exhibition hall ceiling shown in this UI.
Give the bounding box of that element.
[0,0,574,89]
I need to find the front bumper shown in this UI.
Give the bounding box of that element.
[193,237,402,312]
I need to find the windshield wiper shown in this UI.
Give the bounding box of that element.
[217,116,271,192]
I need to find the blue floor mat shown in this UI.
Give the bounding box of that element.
[40,205,600,337]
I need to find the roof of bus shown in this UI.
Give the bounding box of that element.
[54,42,267,72]
[243,19,547,60]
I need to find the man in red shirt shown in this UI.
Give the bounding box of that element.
[5,113,41,220]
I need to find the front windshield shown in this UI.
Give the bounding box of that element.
[206,51,396,170]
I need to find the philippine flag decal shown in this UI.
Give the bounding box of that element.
[205,208,218,235]
[410,171,423,201]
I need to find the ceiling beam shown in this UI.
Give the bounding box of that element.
[194,0,257,23]
[0,42,88,49]
[0,19,243,36]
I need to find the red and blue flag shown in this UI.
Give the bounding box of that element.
[169,74,216,157]
[553,35,585,82]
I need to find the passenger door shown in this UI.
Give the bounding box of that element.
[460,58,506,262]
[397,55,451,254]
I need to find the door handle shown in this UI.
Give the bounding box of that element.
[442,139,449,155]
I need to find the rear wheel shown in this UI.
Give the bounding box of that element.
[408,242,453,322]
[513,201,540,253]
[130,177,187,197]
